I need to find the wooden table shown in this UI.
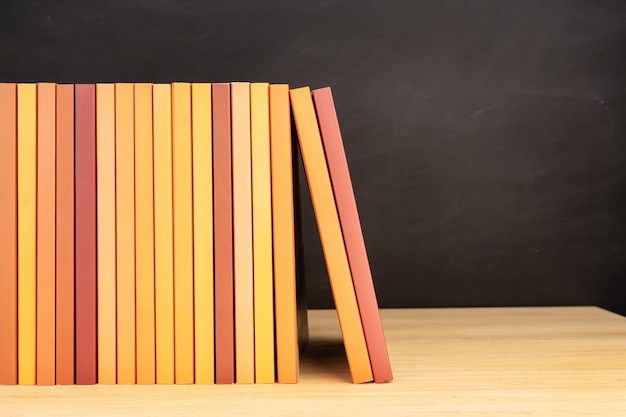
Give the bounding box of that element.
[1,307,625,416]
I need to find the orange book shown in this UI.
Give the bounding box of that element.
[115,83,136,384]
[55,84,75,385]
[36,83,56,385]
[0,83,17,385]
[134,83,156,384]
[172,82,194,384]
[231,82,254,384]
[251,82,275,383]
[96,83,116,384]
[191,83,214,384]
[270,84,298,383]
[212,83,235,384]
[290,87,373,383]
[313,87,392,382]
[17,83,37,385]
[153,84,175,384]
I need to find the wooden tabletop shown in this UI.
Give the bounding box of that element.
[1,307,625,416]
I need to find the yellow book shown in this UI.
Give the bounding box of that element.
[153,84,175,384]
[172,82,194,384]
[17,83,37,385]
[36,83,56,385]
[270,84,299,383]
[96,83,116,384]
[115,83,136,384]
[289,87,373,383]
[231,82,254,384]
[251,82,275,383]
[191,83,214,384]
[134,83,156,384]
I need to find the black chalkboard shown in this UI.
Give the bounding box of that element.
[2,0,624,314]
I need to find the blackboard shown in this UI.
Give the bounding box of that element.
[1,0,624,314]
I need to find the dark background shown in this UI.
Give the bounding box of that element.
[1,0,624,314]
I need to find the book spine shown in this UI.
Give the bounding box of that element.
[36,83,56,385]
[212,83,235,384]
[56,84,75,385]
[17,83,37,385]
[313,87,393,383]
[231,82,254,384]
[95,83,116,384]
[75,84,97,385]
[0,83,17,385]
[290,87,373,383]
[153,84,175,384]
[251,82,275,384]
[135,83,156,384]
[270,84,298,383]
[172,82,195,384]
[115,83,136,384]
[191,82,214,384]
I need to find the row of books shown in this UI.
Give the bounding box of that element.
[0,82,392,385]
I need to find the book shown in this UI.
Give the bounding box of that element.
[17,83,37,385]
[95,83,116,384]
[135,83,156,384]
[115,83,136,384]
[56,84,75,385]
[289,86,373,384]
[153,84,175,384]
[270,84,299,383]
[231,81,254,384]
[212,83,235,384]
[0,83,17,385]
[36,83,56,385]
[251,82,275,383]
[312,87,393,383]
[172,82,195,384]
[191,82,214,384]
[75,84,97,385]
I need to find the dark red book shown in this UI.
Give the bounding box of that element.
[74,84,97,385]
[212,83,235,384]
[312,87,393,382]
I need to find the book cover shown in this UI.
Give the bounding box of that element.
[115,83,136,384]
[212,83,235,384]
[153,84,175,384]
[75,84,97,385]
[191,82,215,384]
[55,84,75,385]
[231,81,254,384]
[172,82,195,384]
[313,87,392,383]
[95,83,116,384]
[36,83,56,385]
[289,86,373,383]
[17,83,37,385]
[251,82,275,384]
[270,84,298,383]
[135,83,156,384]
[0,83,17,385]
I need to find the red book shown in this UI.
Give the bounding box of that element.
[212,83,234,384]
[0,83,17,385]
[75,84,97,385]
[312,87,392,382]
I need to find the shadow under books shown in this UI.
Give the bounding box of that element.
[300,338,351,382]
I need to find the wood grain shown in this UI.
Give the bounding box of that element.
[1,307,624,415]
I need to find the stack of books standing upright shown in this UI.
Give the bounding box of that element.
[0,82,392,385]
